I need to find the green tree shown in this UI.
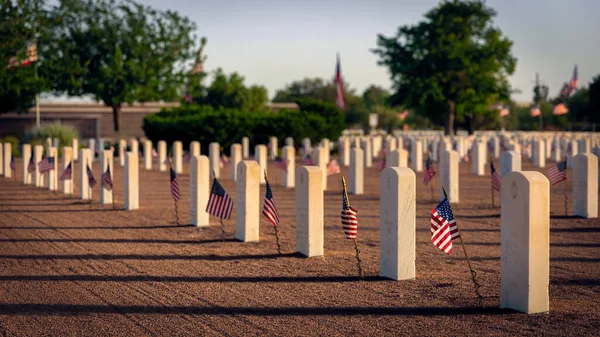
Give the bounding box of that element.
[197,68,268,111]
[272,77,358,104]
[588,75,600,124]
[43,0,197,132]
[372,0,516,135]
[362,85,389,109]
[0,0,48,114]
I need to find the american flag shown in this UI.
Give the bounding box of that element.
[170,167,181,201]
[423,156,436,185]
[219,154,229,168]
[302,154,314,166]
[464,149,472,162]
[182,152,191,163]
[8,40,37,68]
[530,105,541,117]
[206,177,233,219]
[430,198,460,254]
[326,159,341,176]
[27,156,35,173]
[553,103,569,115]
[262,180,280,227]
[547,160,567,185]
[568,64,578,93]
[152,149,158,158]
[38,156,55,173]
[500,107,509,117]
[335,53,345,111]
[491,162,501,192]
[9,155,15,171]
[274,157,289,172]
[86,164,97,188]
[59,162,72,181]
[341,181,357,239]
[374,158,385,172]
[101,165,113,191]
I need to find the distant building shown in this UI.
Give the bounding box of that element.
[0,101,299,139]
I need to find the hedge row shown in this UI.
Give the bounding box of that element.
[142,101,345,154]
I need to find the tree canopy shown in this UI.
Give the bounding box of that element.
[42,0,197,132]
[372,0,516,135]
[0,0,47,114]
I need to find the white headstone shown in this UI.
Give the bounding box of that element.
[282,146,295,188]
[158,140,167,172]
[242,137,250,159]
[349,148,364,195]
[472,141,486,176]
[312,147,327,191]
[2,143,10,177]
[500,151,521,178]
[572,153,598,218]
[361,138,372,168]
[62,146,73,195]
[79,148,93,200]
[173,141,183,173]
[190,155,210,226]
[46,147,58,191]
[411,139,423,172]
[501,171,549,314]
[209,142,220,179]
[143,140,153,170]
[269,136,278,160]
[254,144,267,184]
[551,138,561,162]
[295,166,324,257]
[439,150,459,203]
[72,138,79,161]
[567,140,578,168]
[190,141,200,157]
[33,145,44,187]
[321,138,330,164]
[380,167,416,280]
[22,144,32,185]
[340,138,350,166]
[236,160,260,242]
[285,137,294,147]
[99,150,113,204]
[533,139,545,168]
[129,138,138,157]
[88,138,96,159]
[578,138,590,154]
[124,152,139,210]
[119,139,126,166]
[230,144,242,181]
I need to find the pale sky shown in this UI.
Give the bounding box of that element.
[50,0,600,103]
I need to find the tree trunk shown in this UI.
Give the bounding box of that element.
[445,100,455,136]
[111,104,122,132]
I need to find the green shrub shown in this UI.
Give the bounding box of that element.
[0,135,21,157]
[21,123,79,150]
[143,103,345,154]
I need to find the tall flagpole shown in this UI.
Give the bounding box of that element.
[34,4,40,128]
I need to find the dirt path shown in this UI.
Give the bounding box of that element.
[0,157,599,336]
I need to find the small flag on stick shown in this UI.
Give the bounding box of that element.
[101,165,113,191]
[263,172,282,254]
[9,155,16,171]
[38,157,55,173]
[547,160,567,185]
[170,167,181,201]
[86,164,97,188]
[274,157,289,172]
[302,154,314,166]
[327,159,341,176]
[430,198,460,254]
[423,156,436,185]
[374,158,386,172]
[206,176,233,220]
[59,162,72,181]
[27,156,35,173]
[491,162,501,192]
[341,176,362,277]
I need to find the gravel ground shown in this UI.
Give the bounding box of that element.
[0,156,599,336]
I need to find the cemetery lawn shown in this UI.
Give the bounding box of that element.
[0,158,599,336]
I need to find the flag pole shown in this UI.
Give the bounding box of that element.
[442,186,483,307]
[564,181,568,216]
[169,158,180,225]
[342,175,363,278]
[490,156,495,208]
[264,170,282,255]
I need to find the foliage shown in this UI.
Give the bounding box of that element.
[42,0,197,132]
[0,0,48,114]
[142,104,345,153]
[0,135,22,157]
[21,122,79,148]
[362,85,389,109]
[192,68,269,111]
[588,76,600,124]
[372,0,517,135]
